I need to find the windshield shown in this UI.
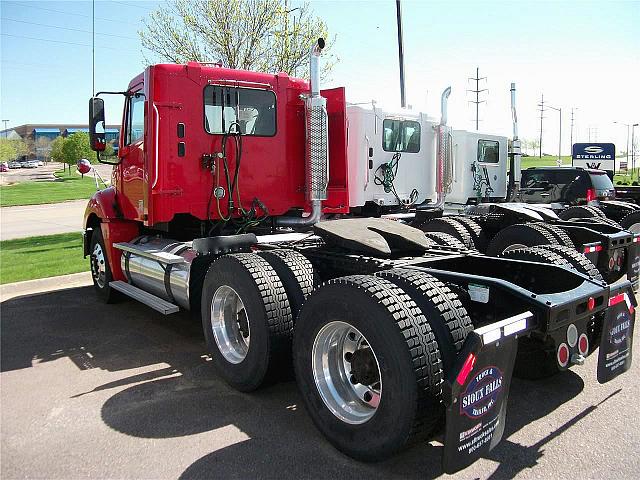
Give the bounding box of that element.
[589,172,614,190]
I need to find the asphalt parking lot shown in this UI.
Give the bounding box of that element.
[1,286,639,479]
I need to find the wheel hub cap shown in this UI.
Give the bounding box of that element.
[90,243,106,288]
[211,285,250,364]
[312,321,382,424]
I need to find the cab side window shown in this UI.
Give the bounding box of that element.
[382,119,420,153]
[126,93,145,145]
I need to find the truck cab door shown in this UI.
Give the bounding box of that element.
[118,91,146,221]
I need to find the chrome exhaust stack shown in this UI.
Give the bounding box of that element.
[507,82,522,200]
[277,38,328,228]
[431,86,452,210]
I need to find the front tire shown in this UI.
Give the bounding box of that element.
[293,275,443,461]
[89,227,118,303]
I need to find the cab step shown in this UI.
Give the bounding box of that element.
[109,281,179,315]
[113,242,185,264]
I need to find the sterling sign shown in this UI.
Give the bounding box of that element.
[572,143,615,171]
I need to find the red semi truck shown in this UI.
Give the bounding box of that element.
[83,40,635,473]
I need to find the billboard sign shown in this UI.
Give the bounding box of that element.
[572,143,615,171]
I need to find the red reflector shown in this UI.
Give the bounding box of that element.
[586,188,596,202]
[578,334,589,356]
[456,353,477,385]
[583,244,603,254]
[634,236,640,243]
[609,293,625,306]
[587,297,595,311]
[557,343,569,367]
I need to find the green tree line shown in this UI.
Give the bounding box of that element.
[50,132,114,172]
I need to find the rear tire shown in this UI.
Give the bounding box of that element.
[535,223,575,248]
[89,227,119,303]
[293,275,444,461]
[201,254,292,392]
[376,269,473,375]
[558,205,605,220]
[449,217,488,251]
[486,223,560,256]
[257,249,316,322]
[535,244,603,282]
[421,218,475,249]
[424,231,466,249]
[620,211,640,234]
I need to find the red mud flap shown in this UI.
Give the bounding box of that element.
[597,284,636,384]
[442,311,534,474]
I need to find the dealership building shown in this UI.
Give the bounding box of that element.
[1,123,120,161]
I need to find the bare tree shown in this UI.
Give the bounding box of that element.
[139,0,337,78]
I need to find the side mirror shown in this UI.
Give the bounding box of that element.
[89,97,106,152]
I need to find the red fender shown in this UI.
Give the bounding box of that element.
[84,187,140,282]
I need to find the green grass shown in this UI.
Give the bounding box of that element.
[0,232,88,284]
[520,155,572,169]
[0,170,98,207]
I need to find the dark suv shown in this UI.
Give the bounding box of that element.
[519,167,615,207]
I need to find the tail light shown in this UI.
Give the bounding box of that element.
[578,334,589,356]
[557,343,569,367]
[586,188,596,202]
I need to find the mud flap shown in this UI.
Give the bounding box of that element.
[442,311,533,474]
[597,284,636,384]
[626,238,640,291]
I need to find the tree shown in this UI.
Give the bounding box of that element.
[50,136,66,164]
[139,0,336,78]
[61,132,95,172]
[0,139,17,162]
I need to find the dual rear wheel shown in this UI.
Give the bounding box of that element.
[200,251,471,460]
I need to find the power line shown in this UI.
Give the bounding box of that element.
[11,2,139,26]
[109,0,155,11]
[0,33,141,54]
[2,18,138,40]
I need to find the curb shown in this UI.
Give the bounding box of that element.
[0,271,93,301]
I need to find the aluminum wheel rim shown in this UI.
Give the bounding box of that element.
[90,243,106,288]
[211,285,250,364]
[312,321,382,424]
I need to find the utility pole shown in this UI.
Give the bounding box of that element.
[92,0,95,96]
[2,119,9,138]
[538,94,545,159]
[467,67,487,131]
[632,123,639,179]
[547,104,562,166]
[395,0,406,108]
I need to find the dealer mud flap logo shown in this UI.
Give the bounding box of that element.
[460,367,503,419]
[443,336,518,474]
[597,287,636,384]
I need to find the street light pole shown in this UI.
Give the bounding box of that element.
[570,107,577,154]
[1,119,9,138]
[614,121,631,174]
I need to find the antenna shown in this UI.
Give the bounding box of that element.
[467,67,487,130]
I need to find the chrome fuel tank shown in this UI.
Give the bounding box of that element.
[120,236,195,310]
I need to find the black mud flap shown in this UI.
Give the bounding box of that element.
[442,311,534,474]
[626,237,640,291]
[597,284,636,384]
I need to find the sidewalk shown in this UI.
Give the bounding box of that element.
[0,272,92,301]
[0,200,86,241]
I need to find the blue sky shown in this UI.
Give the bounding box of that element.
[1,0,639,155]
